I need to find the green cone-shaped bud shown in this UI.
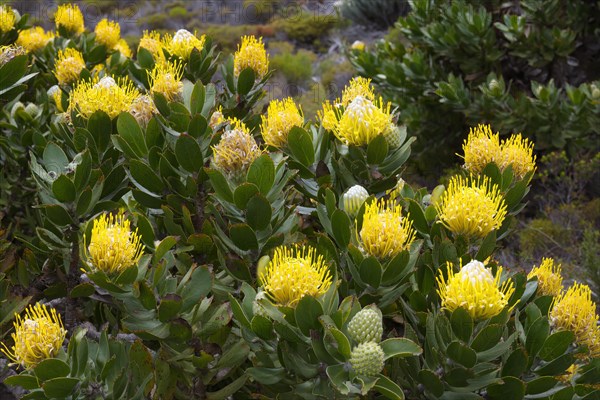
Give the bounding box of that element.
[348,306,383,343]
[349,342,385,376]
[343,185,369,216]
[383,124,402,148]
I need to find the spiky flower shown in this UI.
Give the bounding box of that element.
[342,185,369,216]
[349,342,385,377]
[94,19,120,49]
[498,134,536,179]
[17,27,55,52]
[69,76,140,119]
[114,38,132,58]
[260,245,332,308]
[149,60,183,102]
[435,175,507,239]
[164,29,206,60]
[138,30,165,63]
[234,35,269,78]
[550,283,600,358]
[0,45,26,66]
[48,85,64,112]
[260,97,304,148]
[348,307,383,343]
[1,303,66,368]
[129,95,157,127]
[528,258,563,297]
[338,96,394,146]
[462,124,501,174]
[359,199,416,259]
[341,77,375,106]
[0,5,16,33]
[85,213,145,275]
[54,48,86,85]
[437,260,515,320]
[212,119,262,181]
[55,4,85,35]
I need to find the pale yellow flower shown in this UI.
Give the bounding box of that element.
[94,19,120,49]
[0,5,16,33]
[164,29,206,60]
[69,76,140,119]
[234,35,269,78]
[528,258,563,297]
[498,133,536,179]
[212,118,262,180]
[462,124,502,174]
[54,48,86,85]
[55,4,85,35]
[148,61,184,102]
[138,30,165,63]
[260,97,304,148]
[114,39,132,58]
[17,27,55,52]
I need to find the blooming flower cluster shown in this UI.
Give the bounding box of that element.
[234,35,269,79]
[260,97,304,148]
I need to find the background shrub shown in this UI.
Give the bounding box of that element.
[339,0,411,29]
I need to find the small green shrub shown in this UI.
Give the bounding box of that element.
[273,9,338,46]
[339,0,410,28]
[168,6,189,19]
[270,48,316,86]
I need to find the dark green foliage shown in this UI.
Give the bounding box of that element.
[340,0,411,29]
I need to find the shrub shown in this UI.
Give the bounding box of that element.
[272,8,338,46]
[339,0,410,29]
[270,47,316,86]
[350,0,600,175]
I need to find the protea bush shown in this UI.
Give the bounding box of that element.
[0,3,598,400]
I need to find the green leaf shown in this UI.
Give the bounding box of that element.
[87,111,112,151]
[326,327,352,359]
[205,168,234,203]
[525,376,558,395]
[331,209,351,249]
[251,315,275,340]
[70,283,95,298]
[73,151,92,191]
[52,175,76,203]
[0,55,28,89]
[418,369,444,397]
[538,330,574,362]
[408,199,429,234]
[247,154,275,194]
[246,195,272,231]
[137,47,155,69]
[382,250,411,285]
[451,307,473,343]
[295,295,324,336]
[471,324,503,352]
[247,367,286,385]
[288,127,314,167]
[326,364,350,394]
[117,112,147,158]
[447,340,477,368]
[175,134,203,173]
[43,204,74,226]
[380,338,422,360]
[158,294,183,322]
[367,134,389,164]
[153,236,178,263]
[43,142,69,174]
[526,317,550,359]
[190,81,205,115]
[487,376,525,400]
[475,230,496,261]
[42,377,79,398]
[237,68,255,95]
[130,159,164,194]
[229,223,258,251]
[4,375,40,390]
[234,183,259,210]
[34,359,70,381]
[501,348,528,377]
[375,374,405,400]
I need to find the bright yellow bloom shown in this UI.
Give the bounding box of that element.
[260,97,304,148]
[114,39,132,58]
[129,94,157,126]
[359,199,416,259]
[341,77,375,106]
[1,303,66,368]
[138,30,165,63]
[69,76,140,119]
[54,48,86,85]
[234,35,269,78]
[212,118,262,180]
[336,96,394,146]
[85,213,145,275]
[498,133,536,179]
[149,61,183,102]
[0,45,26,66]
[94,19,120,49]
[550,283,600,358]
[0,5,16,33]
[435,175,507,239]
[17,27,54,52]
[462,124,502,174]
[260,245,332,307]
[55,4,85,35]
[437,260,515,320]
[528,258,563,297]
[164,29,206,60]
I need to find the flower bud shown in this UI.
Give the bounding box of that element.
[342,185,369,216]
[348,306,383,343]
[349,342,385,376]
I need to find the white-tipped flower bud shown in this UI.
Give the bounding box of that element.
[343,185,369,216]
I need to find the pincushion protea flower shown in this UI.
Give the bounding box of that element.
[85,213,145,275]
[0,5,16,33]
[17,27,55,52]
[68,76,140,119]
[129,94,157,126]
[260,97,304,148]
[149,60,184,102]
[138,30,165,62]
[1,303,66,368]
[435,175,507,239]
[114,39,132,58]
[550,282,600,358]
[94,19,121,49]
[260,245,332,307]
[437,260,515,320]
[55,4,85,35]
[498,133,536,179]
[212,118,262,181]
[234,35,269,78]
[164,29,206,60]
[528,258,563,297]
[359,199,416,259]
[54,48,86,85]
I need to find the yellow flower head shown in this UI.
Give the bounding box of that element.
[462,124,501,174]
[69,76,140,119]
[550,282,600,358]
[0,5,16,33]
[528,258,563,297]
[149,60,184,102]
[435,175,507,239]
[212,118,262,180]
[114,38,132,58]
[260,245,332,307]
[437,260,515,320]
[499,133,536,179]
[55,4,85,35]
[48,85,64,112]
[17,27,54,52]
[341,77,375,106]
[129,94,157,126]
[0,44,26,66]
[138,30,165,62]
[85,212,145,275]
[1,303,66,368]
[359,199,416,259]
[164,29,206,60]
[336,96,394,146]
[234,35,269,78]
[260,97,304,148]
[351,40,365,51]
[94,19,120,49]
[54,48,85,85]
